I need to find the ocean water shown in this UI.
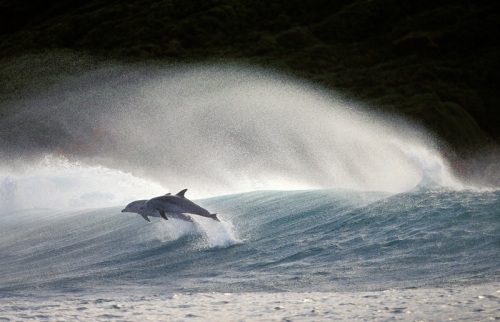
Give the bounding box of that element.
[1,188,499,294]
[0,187,499,320]
[0,57,499,320]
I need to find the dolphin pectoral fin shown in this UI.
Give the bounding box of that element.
[164,193,171,196]
[176,189,188,198]
[141,214,151,222]
[209,214,220,221]
[159,211,168,220]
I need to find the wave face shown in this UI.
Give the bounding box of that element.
[0,189,498,294]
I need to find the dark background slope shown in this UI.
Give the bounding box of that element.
[1,1,499,160]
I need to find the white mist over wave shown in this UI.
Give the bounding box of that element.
[0,156,165,213]
[0,54,464,211]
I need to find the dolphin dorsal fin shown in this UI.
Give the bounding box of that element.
[176,189,188,198]
[164,193,171,196]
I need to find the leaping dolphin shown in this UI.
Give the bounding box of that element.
[122,199,194,222]
[140,189,219,221]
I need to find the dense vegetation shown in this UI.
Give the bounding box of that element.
[1,0,499,155]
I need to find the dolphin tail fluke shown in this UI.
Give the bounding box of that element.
[209,214,219,221]
[159,211,168,220]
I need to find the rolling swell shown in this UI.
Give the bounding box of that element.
[1,188,498,294]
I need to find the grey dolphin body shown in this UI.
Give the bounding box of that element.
[122,199,193,222]
[141,189,219,221]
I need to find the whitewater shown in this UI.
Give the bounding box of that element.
[0,54,499,320]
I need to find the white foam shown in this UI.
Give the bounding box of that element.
[195,216,242,248]
[148,217,198,243]
[0,155,166,213]
[2,283,499,321]
[396,143,464,190]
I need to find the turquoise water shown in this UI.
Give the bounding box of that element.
[1,188,498,296]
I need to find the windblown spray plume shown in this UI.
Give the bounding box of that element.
[0,54,461,210]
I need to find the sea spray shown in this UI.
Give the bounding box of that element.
[0,155,166,213]
[123,205,240,249]
[149,217,199,243]
[194,216,241,249]
[395,143,464,190]
[0,54,465,205]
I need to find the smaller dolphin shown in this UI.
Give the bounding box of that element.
[122,199,193,222]
[141,189,219,221]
